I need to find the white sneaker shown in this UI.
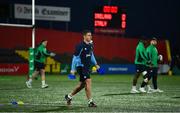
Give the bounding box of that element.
[153,89,164,93]
[139,87,146,93]
[130,88,140,93]
[26,81,32,88]
[42,84,48,88]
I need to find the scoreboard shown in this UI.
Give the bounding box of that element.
[94,6,126,34]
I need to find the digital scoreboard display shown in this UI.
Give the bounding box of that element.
[94,6,126,34]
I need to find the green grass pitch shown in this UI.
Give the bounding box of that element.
[0,74,180,112]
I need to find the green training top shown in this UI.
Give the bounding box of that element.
[134,41,148,65]
[34,44,51,63]
[146,44,158,67]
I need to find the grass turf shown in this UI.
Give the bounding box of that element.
[0,74,180,112]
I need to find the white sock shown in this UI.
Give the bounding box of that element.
[88,98,93,104]
[144,78,148,83]
[132,86,136,90]
[68,94,72,99]
[142,71,147,76]
[28,79,32,83]
[42,80,45,85]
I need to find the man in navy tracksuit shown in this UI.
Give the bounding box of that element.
[65,30,100,107]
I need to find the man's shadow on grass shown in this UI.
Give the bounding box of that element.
[36,105,85,112]
[102,92,143,96]
[172,96,180,99]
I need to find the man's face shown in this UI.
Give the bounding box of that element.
[154,40,157,45]
[151,40,157,46]
[42,41,48,47]
[84,32,92,42]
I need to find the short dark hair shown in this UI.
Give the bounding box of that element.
[36,40,47,47]
[82,30,91,36]
[40,40,47,44]
[152,37,157,41]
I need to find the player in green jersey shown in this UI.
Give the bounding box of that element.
[140,38,163,93]
[131,39,150,93]
[26,40,55,88]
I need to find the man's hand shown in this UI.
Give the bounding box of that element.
[70,70,76,75]
[96,65,105,75]
[68,70,76,80]
[95,64,100,70]
[50,52,56,57]
[158,55,163,61]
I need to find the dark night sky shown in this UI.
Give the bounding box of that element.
[0,0,180,45]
